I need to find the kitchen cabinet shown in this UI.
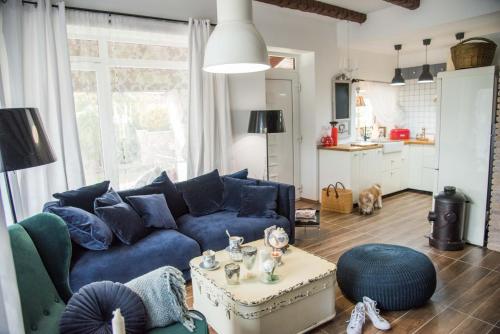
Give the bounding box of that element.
[318,148,382,203]
[381,150,404,195]
[318,143,436,204]
[408,145,436,192]
[357,149,383,191]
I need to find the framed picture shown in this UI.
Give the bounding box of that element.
[378,127,387,139]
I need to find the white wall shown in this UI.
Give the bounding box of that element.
[347,0,500,54]
[229,72,267,180]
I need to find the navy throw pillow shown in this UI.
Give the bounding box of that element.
[177,169,224,217]
[46,206,113,250]
[127,194,177,229]
[238,185,278,218]
[222,177,257,212]
[53,181,110,213]
[95,202,149,245]
[94,188,123,210]
[225,169,248,179]
[118,171,188,219]
[60,281,146,334]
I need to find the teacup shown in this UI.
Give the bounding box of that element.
[202,250,216,268]
[229,236,244,250]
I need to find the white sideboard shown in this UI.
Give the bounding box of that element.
[318,144,436,203]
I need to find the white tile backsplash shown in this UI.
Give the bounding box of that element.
[399,79,438,138]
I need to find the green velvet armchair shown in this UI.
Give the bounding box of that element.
[8,213,209,334]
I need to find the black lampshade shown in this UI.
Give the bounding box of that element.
[418,64,434,83]
[391,68,405,86]
[0,108,56,172]
[248,110,285,134]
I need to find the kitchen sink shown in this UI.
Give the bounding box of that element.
[350,142,380,148]
[380,140,404,153]
[350,140,404,153]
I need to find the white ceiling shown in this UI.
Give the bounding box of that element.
[62,0,392,22]
[321,0,391,14]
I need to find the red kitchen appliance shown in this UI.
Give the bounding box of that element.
[390,128,410,140]
[329,121,338,146]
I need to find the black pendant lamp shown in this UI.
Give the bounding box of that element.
[390,44,405,86]
[418,39,434,83]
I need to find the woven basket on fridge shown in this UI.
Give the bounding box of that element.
[321,182,353,214]
[451,37,497,70]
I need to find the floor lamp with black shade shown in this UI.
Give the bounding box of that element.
[247,110,285,181]
[0,108,56,223]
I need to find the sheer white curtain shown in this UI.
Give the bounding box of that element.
[0,6,25,334]
[1,0,84,220]
[187,18,232,178]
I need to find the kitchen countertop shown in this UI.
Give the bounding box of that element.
[317,139,434,151]
[317,144,383,152]
[400,139,435,145]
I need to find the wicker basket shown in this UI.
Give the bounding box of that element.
[321,182,353,214]
[451,37,497,70]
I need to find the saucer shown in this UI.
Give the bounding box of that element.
[199,261,220,271]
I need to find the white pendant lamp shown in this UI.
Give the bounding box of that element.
[203,0,270,74]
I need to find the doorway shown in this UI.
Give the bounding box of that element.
[265,69,301,196]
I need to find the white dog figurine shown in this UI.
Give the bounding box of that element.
[359,184,382,215]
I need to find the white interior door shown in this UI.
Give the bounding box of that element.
[265,70,300,194]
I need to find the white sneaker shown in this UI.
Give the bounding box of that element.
[363,296,391,331]
[346,302,365,334]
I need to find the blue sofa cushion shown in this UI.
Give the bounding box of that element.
[226,169,248,179]
[53,181,110,213]
[222,177,257,212]
[127,194,177,229]
[118,171,188,219]
[95,202,149,245]
[60,281,146,334]
[177,211,290,251]
[94,188,123,209]
[46,206,113,250]
[238,185,278,218]
[70,229,201,291]
[256,179,296,244]
[177,170,224,217]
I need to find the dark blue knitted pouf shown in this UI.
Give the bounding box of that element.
[337,244,436,311]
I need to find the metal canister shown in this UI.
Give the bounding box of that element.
[428,186,467,251]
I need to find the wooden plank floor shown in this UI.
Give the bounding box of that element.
[186,191,500,334]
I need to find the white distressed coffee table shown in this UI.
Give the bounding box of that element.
[190,240,337,334]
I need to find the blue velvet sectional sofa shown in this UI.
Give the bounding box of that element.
[45,178,295,291]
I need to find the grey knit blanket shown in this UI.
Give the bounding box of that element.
[125,266,200,331]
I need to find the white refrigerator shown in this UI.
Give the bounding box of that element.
[436,66,497,247]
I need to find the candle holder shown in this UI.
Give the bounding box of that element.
[271,249,283,266]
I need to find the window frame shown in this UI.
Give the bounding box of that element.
[68,28,188,187]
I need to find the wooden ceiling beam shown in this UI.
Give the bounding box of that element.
[383,0,420,10]
[255,0,367,24]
